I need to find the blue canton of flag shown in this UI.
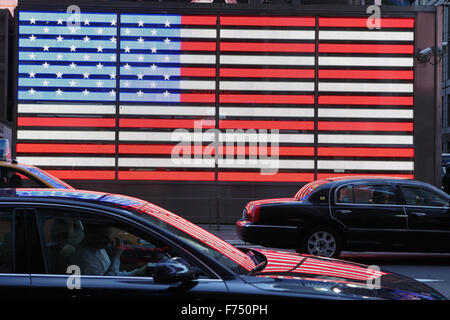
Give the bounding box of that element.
[119,14,216,103]
[18,11,118,101]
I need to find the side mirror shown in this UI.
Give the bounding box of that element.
[153,257,199,284]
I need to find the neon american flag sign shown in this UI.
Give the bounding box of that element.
[16,11,415,182]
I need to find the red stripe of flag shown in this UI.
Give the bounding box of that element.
[16,143,116,154]
[119,171,215,181]
[119,118,215,129]
[220,16,315,27]
[318,95,413,106]
[181,15,217,25]
[181,67,216,77]
[119,144,213,155]
[318,121,413,132]
[278,146,315,156]
[220,94,315,104]
[180,93,215,103]
[219,172,315,182]
[319,17,415,28]
[220,68,315,78]
[219,120,314,130]
[319,69,413,80]
[319,43,414,54]
[180,41,216,51]
[318,147,414,158]
[221,42,315,53]
[17,117,116,127]
[218,146,314,157]
[46,170,116,180]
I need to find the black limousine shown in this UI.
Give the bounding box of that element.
[236,176,450,258]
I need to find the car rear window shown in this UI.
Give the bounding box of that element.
[295,180,331,201]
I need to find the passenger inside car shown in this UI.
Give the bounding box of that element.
[46,218,84,274]
[8,174,23,188]
[70,222,149,277]
[370,190,389,204]
[338,186,353,203]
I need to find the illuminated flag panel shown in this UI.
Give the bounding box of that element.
[118,14,217,181]
[218,16,316,182]
[16,11,118,180]
[317,17,415,179]
[16,11,416,182]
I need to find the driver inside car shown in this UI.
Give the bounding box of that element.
[70,222,151,277]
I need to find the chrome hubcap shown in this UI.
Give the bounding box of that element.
[307,231,336,257]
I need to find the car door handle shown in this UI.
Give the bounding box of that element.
[336,210,352,214]
[410,212,426,217]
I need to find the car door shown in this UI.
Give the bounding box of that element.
[29,205,228,300]
[398,184,450,252]
[331,182,408,251]
[0,209,31,298]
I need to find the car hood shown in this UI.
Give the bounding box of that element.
[242,248,445,300]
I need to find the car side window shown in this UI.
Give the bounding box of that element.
[36,208,206,278]
[0,210,13,273]
[400,186,449,207]
[353,185,398,205]
[336,185,354,203]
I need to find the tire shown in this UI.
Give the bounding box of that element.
[297,227,342,258]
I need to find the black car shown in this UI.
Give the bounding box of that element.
[0,188,443,300]
[237,176,450,258]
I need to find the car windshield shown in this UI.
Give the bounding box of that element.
[135,203,256,275]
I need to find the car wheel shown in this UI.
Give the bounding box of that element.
[299,227,342,258]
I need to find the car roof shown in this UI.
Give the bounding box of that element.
[295,176,419,200]
[0,188,148,210]
[319,175,407,183]
[0,161,73,189]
